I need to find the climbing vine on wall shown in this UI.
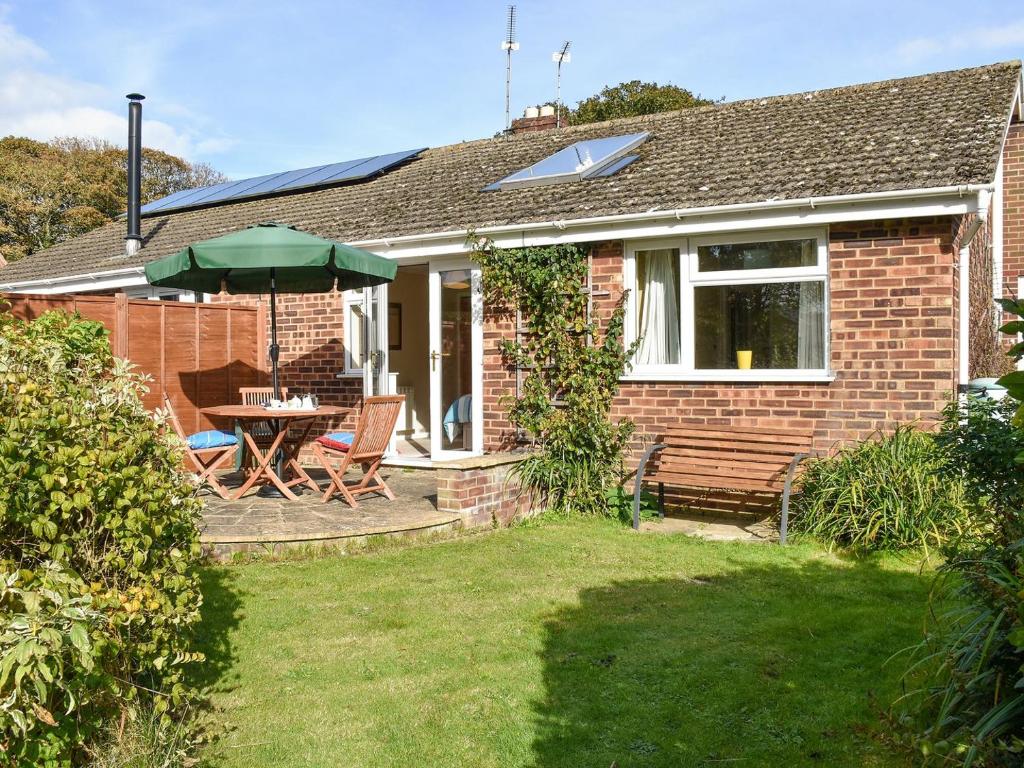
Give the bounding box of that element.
[470,238,640,516]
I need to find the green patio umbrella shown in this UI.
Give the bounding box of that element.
[145,222,396,399]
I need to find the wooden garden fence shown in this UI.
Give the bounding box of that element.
[4,293,267,432]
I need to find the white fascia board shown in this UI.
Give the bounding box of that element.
[1,268,147,294]
[369,190,984,261]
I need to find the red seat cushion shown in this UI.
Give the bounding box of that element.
[316,431,354,452]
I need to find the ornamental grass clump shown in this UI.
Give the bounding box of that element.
[790,424,972,552]
[0,307,205,766]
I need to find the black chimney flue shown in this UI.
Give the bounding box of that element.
[125,93,145,256]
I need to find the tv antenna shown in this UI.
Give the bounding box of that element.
[552,40,571,128]
[501,5,519,132]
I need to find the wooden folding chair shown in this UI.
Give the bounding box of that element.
[239,386,288,408]
[312,395,404,506]
[162,393,238,500]
[236,386,288,471]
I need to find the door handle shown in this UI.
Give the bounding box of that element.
[430,351,439,371]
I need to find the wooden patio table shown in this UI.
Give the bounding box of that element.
[200,405,351,501]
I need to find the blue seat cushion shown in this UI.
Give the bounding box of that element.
[186,430,238,450]
[316,431,354,452]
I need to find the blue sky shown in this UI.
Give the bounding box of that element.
[1,0,1021,179]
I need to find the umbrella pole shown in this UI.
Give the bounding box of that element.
[269,267,281,400]
[258,267,294,498]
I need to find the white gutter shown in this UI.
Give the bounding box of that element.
[0,265,145,292]
[349,183,995,249]
[958,188,994,387]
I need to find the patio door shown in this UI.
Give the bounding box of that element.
[363,283,390,397]
[428,260,483,460]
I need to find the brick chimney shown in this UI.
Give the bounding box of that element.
[511,105,558,134]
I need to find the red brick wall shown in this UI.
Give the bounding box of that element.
[482,218,959,455]
[1003,122,1024,301]
[436,459,534,527]
[208,217,962,459]
[208,290,362,439]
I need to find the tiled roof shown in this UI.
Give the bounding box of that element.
[2,60,1020,285]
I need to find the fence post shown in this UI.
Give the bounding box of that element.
[113,292,129,358]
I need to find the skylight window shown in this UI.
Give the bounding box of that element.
[497,132,648,190]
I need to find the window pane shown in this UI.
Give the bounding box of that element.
[694,281,825,369]
[634,248,680,365]
[697,238,817,272]
[347,302,365,369]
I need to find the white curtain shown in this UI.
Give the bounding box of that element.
[636,249,680,365]
[797,282,823,368]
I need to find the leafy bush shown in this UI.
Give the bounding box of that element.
[937,395,1024,521]
[790,425,971,552]
[892,536,1024,766]
[605,485,660,525]
[0,309,205,766]
[471,240,638,516]
[891,299,1024,766]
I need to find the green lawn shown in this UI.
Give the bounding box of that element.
[195,519,929,767]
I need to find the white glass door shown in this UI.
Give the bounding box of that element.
[363,283,390,397]
[429,261,483,460]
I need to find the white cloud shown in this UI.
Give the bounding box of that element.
[0,16,45,63]
[897,20,1024,63]
[0,12,232,161]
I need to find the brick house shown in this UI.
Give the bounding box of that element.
[2,60,1023,465]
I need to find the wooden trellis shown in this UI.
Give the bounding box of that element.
[511,248,611,411]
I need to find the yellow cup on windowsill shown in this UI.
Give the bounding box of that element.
[736,350,753,370]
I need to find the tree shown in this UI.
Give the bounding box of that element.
[569,80,718,125]
[0,137,226,263]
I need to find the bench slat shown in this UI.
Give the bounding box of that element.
[663,426,812,445]
[671,422,815,439]
[659,445,801,466]
[661,432,811,453]
[656,456,787,481]
[647,470,782,493]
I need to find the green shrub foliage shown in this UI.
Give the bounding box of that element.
[0,309,204,766]
[891,300,1024,766]
[471,240,638,516]
[894,538,1024,766]
[937,395,1024,522]
[790,425,971,552]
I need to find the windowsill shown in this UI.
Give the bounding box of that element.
[620,370,837,383]
[335,371,363,379]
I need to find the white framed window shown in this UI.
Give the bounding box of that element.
[624,228,831,382]
[124,286,198,302]
[341,289,366,376]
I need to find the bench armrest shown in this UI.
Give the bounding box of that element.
[779,452,811,545]
[633,443,668,530]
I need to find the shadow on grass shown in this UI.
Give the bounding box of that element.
[530,555,928,768]
[190,567,246,696]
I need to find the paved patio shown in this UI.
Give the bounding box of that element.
[199,467,461,557]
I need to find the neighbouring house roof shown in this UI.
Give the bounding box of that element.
[2,60,1021,287]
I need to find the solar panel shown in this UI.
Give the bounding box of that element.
[236,164,335,197]
[497,132,648,190]
[140,147,426,216]
[143,179,239,213]
[140,187,200,214]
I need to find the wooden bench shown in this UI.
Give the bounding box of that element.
[632,421,815,544]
